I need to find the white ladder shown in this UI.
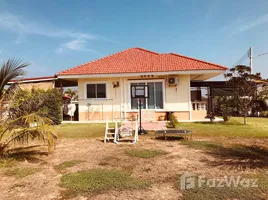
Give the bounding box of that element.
[104,117,118,144]
[104,117,138,144]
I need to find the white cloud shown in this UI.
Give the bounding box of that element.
[0,12,97,40]
[64,38,86,50]
[0,12,105,55]
[224,13,268,36]
[55,38,86,54]
[56,38,102,56]
[236,14,268,34]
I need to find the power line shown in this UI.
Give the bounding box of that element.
[232,48,251,67]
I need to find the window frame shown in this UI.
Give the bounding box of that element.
[128,79,165,111]
[84,81,108,100]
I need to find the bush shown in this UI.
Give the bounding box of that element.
[252,99,268,116]
[9,88,62,125]
[260,111,268,118]
[214,97,233,121]
[166,113,179,128]
[205,112,216,122]
[214,97,241,117]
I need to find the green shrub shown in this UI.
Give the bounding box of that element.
[260,111,268,118]
[166,113,179,128]
[9,88,62,125]
[214,97,233,121]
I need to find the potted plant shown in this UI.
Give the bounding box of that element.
[129,114,136,121]
[158,114,165,121]
[205,112,215,122]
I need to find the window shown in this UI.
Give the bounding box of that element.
[86,83,106,99]
[130,81,163,109]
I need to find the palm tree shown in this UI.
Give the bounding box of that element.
[0,112,57,156]
[0,58,29,100]
[64,88,78,101]
[0,58,57,156]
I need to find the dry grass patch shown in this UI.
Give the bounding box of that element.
[5,167,41,178]
[54,160,84,172]
[98,156,135,174]
[181,141,268,160]
[59,168,150,198]
[125,148,167,158]
[0,158,18,168]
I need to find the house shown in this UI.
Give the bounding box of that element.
[8,76,57,90]
[57,47,227,122]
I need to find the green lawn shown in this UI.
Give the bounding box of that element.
[125,148,167,158]
[55,117,268,139]
[179,117,268,138]
[55,123,106,138]
[60,169,150,198]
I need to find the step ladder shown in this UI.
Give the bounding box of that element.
[104,117,138,144]
[104,117,118,143]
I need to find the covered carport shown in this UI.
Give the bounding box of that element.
[190,81,235,114]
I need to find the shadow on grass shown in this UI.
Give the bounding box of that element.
[193,120,243,126]
[155,136,186,141]
[182,141,268,170]
[208,145,268,170]
[5,145,49,163]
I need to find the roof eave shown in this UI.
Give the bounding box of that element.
[58,69,226,79]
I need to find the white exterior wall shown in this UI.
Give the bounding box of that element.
[164,75,190,111]
[78,78,122,120]
[77,75,191,121]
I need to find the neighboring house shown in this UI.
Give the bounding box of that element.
[57,47,227,121]
[8,76,57,90]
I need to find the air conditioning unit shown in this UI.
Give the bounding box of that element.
[168,77,178,85]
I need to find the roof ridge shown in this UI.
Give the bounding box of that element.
[57,47,158,75]
[134,47,159,55]
[168,53,228,70]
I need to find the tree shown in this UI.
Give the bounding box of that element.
[0,59,57,156]
[9,88,63,125]
[64,88,78,101]
[0,58,29,100]
[0,112,57,156]
[224,65,263,125]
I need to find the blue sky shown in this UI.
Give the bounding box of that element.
[1,0,268,80]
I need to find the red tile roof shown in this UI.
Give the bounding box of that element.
[57,47,227,76]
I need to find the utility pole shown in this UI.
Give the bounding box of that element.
[249,47,253,73]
